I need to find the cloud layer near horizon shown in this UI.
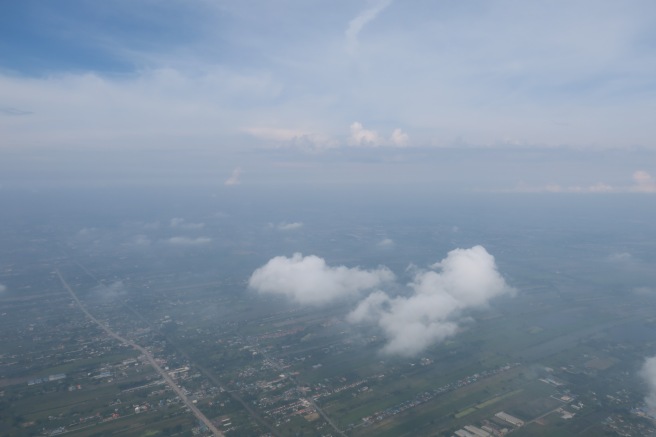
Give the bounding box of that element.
[249,246,514,355]
[248,253,394,305]
[505,170,656,193]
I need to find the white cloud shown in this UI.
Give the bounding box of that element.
[170,218,205,229]
[348,122,383,147]
[390,128,409,147]
[608,252,633,262]
[346,0,393,56]
[165,236,212,246]
[506,182,615,193]
[249,246,513,355]
[0,283,6,293]
[377,238,395,248]
[641,356,656,410]
[632,170,656,193]
[348,246,514,356]
[248,253,395,305]
[277,221,304,231]
[225,167,242,186]
[348,122,409,147]
[586,183,615,193]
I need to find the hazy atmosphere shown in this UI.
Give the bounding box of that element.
[2,2,656,437]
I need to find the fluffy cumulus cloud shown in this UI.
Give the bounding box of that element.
[248,246,514,355]
[641,356,656,410]
[348,246,514,356]
[165,236,212,246]
[390,129,409,147]
[248,253,395,305]
[348,122,383,146]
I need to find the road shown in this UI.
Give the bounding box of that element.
[119,301,281,437]
[56,270,224,437]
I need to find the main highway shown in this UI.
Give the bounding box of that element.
[56,270,224,437]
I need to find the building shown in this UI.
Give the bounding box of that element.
[495,411,524,427]
[464,425,491,437]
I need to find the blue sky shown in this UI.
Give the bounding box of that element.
[1,0,656,191]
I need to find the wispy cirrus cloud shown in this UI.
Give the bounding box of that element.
[345,0,393,56]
